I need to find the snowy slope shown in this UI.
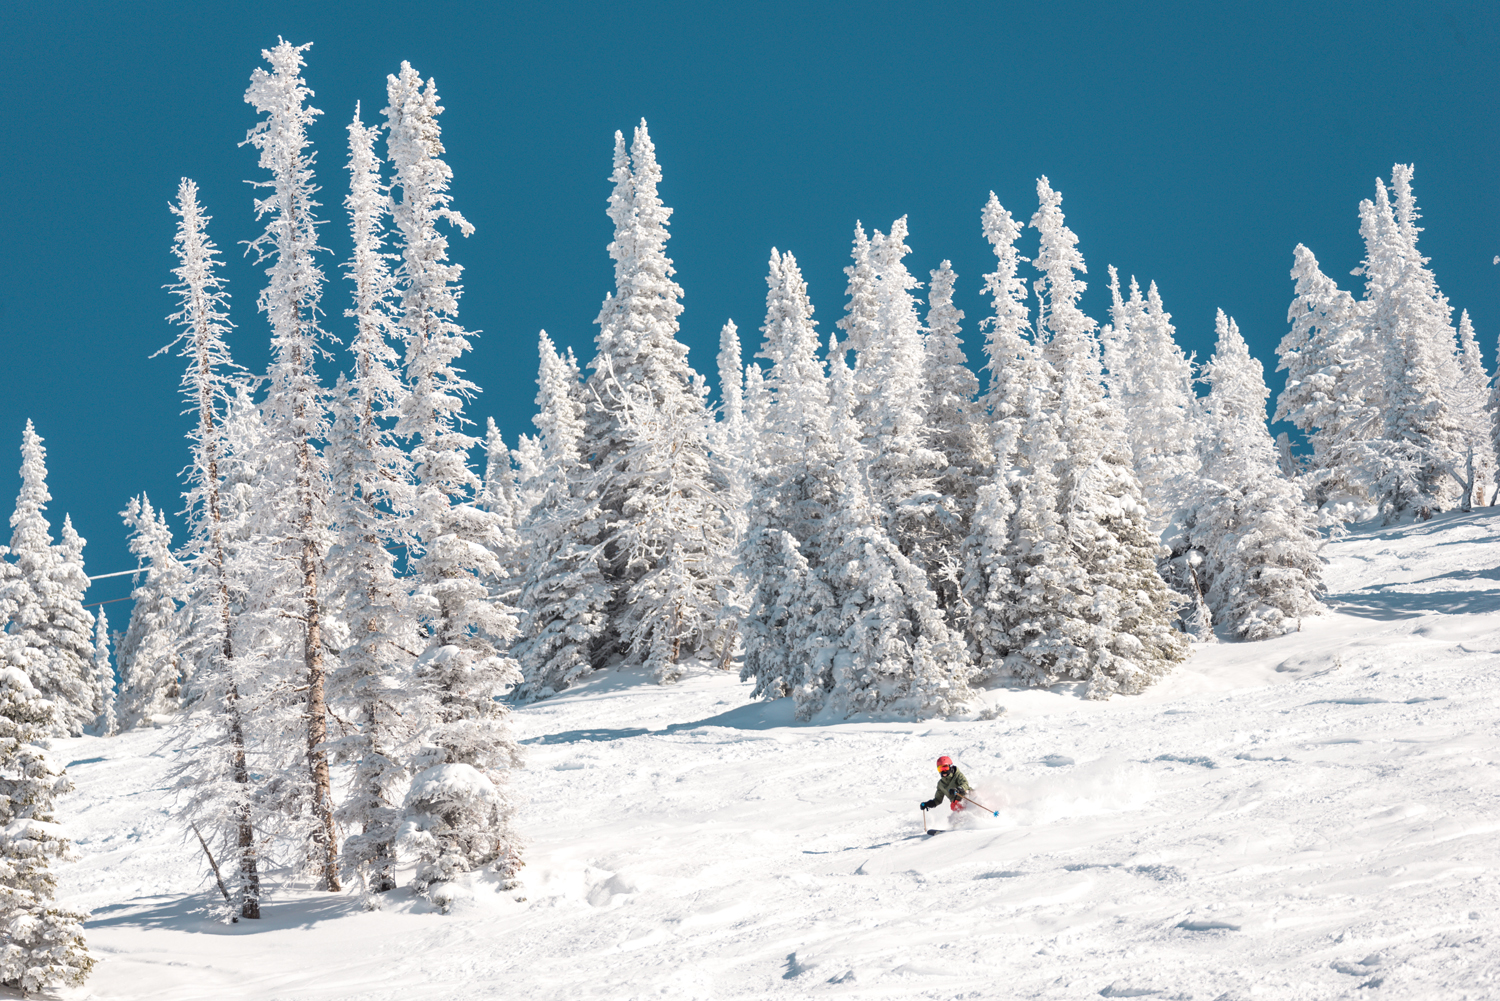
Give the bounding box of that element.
[34,510,1500,1000]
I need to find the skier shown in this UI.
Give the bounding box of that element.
[920,755,970,812]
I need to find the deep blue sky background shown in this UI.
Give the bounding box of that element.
[4,1,1497,613]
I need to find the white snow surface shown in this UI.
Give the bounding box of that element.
[36,511,1500,999]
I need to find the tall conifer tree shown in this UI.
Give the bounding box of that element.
[159,177,261,919]
[324,106,417,895]
[739,251,837,703]
[0,666,92,991]
[1193,312,1324,638]
[581,123,731,671]
[1100,268,1202,537]
[116,495,185,729]
[513,334,611,699]
[385,62,522,890]
[243,39,340,891]
[4,423,95,735]
[1021,178,1187,696]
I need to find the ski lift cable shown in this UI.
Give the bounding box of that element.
[84,596,134,609]
[87,569,142,581]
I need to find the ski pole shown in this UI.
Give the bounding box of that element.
[920,806,929,832]
[962,794,999,817]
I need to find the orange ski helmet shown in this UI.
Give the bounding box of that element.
[936,755,953,772]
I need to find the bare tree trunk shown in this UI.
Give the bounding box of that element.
[303,531,338,890]
[281,277,340,891]
[198,314,261,920]
[227,680,261,919]
[300,433,340,892]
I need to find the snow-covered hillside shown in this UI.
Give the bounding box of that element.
[37,511,1500,1000]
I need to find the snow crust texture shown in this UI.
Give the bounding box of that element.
[53,511,1500,999]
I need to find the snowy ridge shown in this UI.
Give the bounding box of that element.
[46,511,1500,1000]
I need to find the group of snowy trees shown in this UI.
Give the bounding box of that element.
[86,43,525,924]
[1276,164,1496,523]
[7,37,1488,982]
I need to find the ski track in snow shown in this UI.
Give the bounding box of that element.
[29,510,1500,1000]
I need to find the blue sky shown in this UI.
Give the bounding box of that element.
[4,1,1497,610]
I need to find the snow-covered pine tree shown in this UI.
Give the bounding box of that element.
[0,664,92,992]
[1192,311,1324,639]
[93,609,116,737]
[580,122,731,672]
[1023,178,1187,697]
[922,260,984,618]
[835,223,879,363]
[176,387,268,923]
[1274,243,1378,522]
[3,422,96,735]
[739,250,838,704]
[1100,268,1202,537]
[961,193,1032,680]
[714,320,749,546]
[999,377,1094,688]
[384,61,522,892]
[58,517,100,726]
[511,432,546,522]
[157,177,261,919]
[323,106,417,896]
[1450,310,1495,508]
[512,333,611,700]
[711,320,751,670]
[606,365,738,682]
[480,418,527,594]
[115,495,185,730]
[838,219,946,578]
[243,39,340,891]
[1359,166,1466,520]
[795,349,970,719]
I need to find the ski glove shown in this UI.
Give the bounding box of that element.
[921,798,940,810]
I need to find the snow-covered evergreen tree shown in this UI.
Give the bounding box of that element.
[513,334,611,700]
[324,105,417,896]
[175,387,268,922]
[92,609,116,737]
[999,377,1093,688]
[511,432,546,524]
[1362,166,1465,519]
[606,367,739,682]
[480,418,527,594]
[795,351,970,719]
[838,219,946,577]
[58,517,99,725]
[385,61,522,891]
[157,177,261,919]
[1017,178,1187,697]
[1192,311,1324,639]
[1274,243,1377,522]
[115,496,185,730]
[739,250,837,704]
[1449,310,1495,508]
[0,664,92,992]
[580,122,731,671]
[710,320,751,670]
[961,193,1031,679]
[243,38,340,891]
[3,422,95,736]
[1100,268,1202,537]
[921,260,984,617]
[714,320,750,545]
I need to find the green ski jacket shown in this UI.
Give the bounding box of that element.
[932,766,971,804]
